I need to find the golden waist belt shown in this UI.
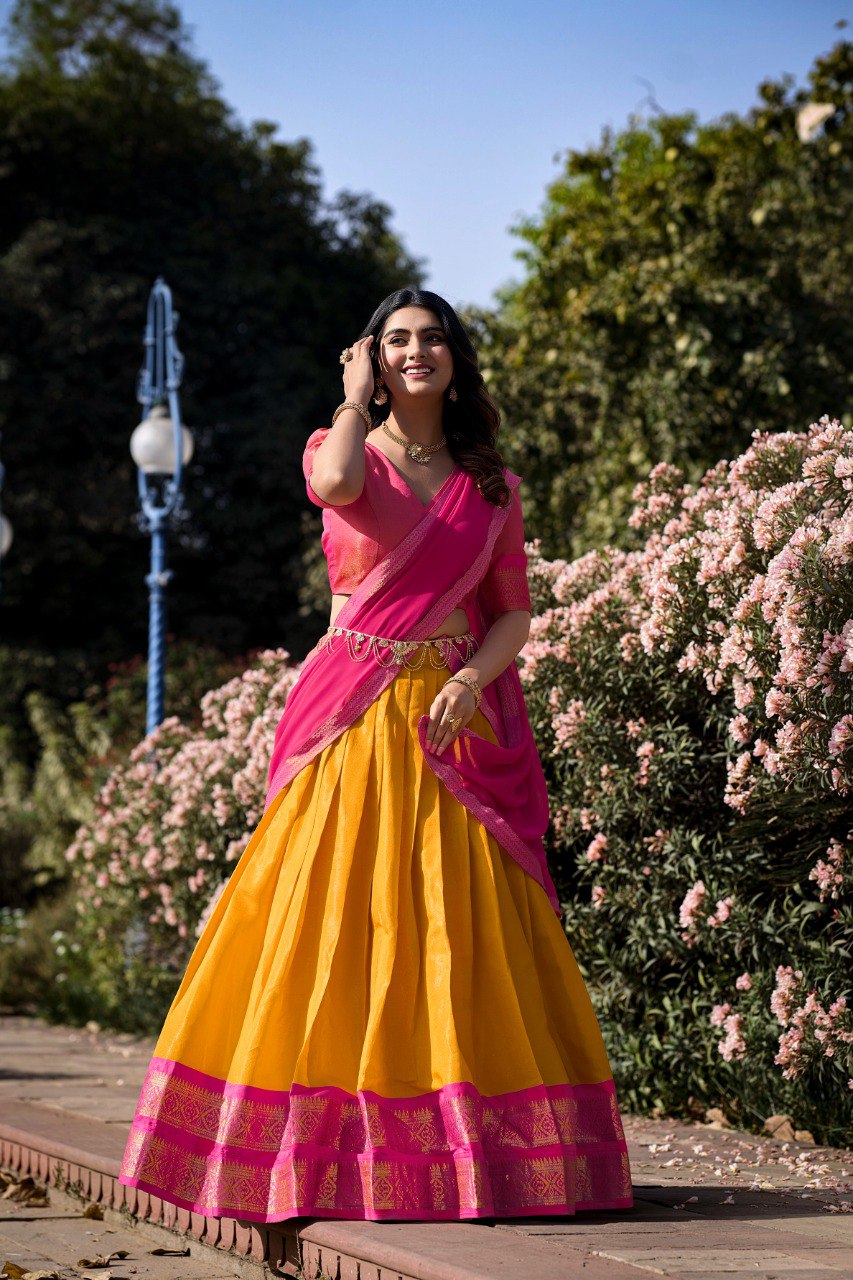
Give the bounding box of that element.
[319,624,478,669]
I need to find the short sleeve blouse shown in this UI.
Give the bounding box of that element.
[302,428,531,617]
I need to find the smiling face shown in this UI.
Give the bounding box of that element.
[377,305,454,403]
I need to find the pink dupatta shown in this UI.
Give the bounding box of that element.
[264,464,560,915]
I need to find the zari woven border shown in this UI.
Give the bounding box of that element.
[119,1058,633,1223]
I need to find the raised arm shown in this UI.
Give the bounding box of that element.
[302,333,376,506]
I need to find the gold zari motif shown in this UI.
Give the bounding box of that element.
[482,562,531,614]
[319,624,479,669]
[119,1064,633,1219]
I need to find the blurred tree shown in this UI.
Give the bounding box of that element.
[470,40,852,557]
[0,0,424,671]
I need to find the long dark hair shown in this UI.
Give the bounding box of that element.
[356,287,511,508]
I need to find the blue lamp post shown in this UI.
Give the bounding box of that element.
[130,277,194,738]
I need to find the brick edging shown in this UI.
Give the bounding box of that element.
[0,1120,648,1280]
[0,1126,303,1274]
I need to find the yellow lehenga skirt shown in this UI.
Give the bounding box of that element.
[118,640,633,1222]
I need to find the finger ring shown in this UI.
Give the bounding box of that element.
[339,347,353,364]
[445,714,462,734]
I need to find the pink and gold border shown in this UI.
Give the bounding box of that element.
[118,1057,633,1222]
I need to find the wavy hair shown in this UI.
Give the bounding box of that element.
[356,287,511,508]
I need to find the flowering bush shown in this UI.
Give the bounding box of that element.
[58,418,852,1133]
[62,649,299,1025]
[524,417,852,1144]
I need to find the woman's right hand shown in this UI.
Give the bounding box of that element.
[342,335,376,407]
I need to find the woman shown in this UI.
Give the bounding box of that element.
[118,287,634,1224]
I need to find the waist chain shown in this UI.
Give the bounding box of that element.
[318,623,478,669]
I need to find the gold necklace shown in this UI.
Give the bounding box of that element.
[381,422,446,465]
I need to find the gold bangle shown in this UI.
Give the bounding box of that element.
[443,673,482,710]
[332,400,371,431]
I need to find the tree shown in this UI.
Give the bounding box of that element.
[474,40,852,557]
[0,0,424,674]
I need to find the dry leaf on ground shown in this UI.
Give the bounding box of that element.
[77,1252,129,1267]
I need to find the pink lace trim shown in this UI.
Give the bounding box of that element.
[119,1057,633,1222]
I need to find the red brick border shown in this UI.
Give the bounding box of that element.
[0,1132,400,1279]
[0,1127,291,1273]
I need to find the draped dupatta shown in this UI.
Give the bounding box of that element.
[265,465,560,915]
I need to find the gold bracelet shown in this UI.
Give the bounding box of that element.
[332,400,371,431]
[443,673,482,710]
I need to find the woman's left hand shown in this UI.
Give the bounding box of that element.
[426,685,476,756]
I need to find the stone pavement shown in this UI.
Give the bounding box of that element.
[0,1179,244,1278]
[0,1014,851,1279]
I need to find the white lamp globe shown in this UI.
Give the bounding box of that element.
[0,514,12,558]
[130,402,194,475]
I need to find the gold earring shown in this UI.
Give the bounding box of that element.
[373,375,388,406]
[448,382,458,402]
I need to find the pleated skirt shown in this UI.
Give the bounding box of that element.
[118,642,633,1222]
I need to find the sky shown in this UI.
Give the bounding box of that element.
[1,0,847,310]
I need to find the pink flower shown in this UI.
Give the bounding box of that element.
[707,895,733,928]
[733,680,755,710]
[679,880,709,945]
[679,880,707,928]
[718,1012,747,1061]
[728,713,752,744]
[636,740,658,786]
[770,965,803,1028]
[586,833,608,863]
[808,839,846,902]
[724,752,757,813]
[773,987,853,1080]
[551,699,587,753]
[579,808,600,831]
[828,715,853,757]
[764,687,790,718]
[643,828,669,855]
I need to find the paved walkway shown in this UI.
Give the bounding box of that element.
[1,1014,851,1279]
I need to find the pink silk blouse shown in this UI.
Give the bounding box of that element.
[302,428,532,622]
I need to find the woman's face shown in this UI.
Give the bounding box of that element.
[376,306,454,404]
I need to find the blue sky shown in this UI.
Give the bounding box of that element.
[1,1,846,309]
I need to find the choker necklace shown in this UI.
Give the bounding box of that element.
[381,422,446,465]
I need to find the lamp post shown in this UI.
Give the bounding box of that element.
[130,277,194,738]
[0,437,12,597]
